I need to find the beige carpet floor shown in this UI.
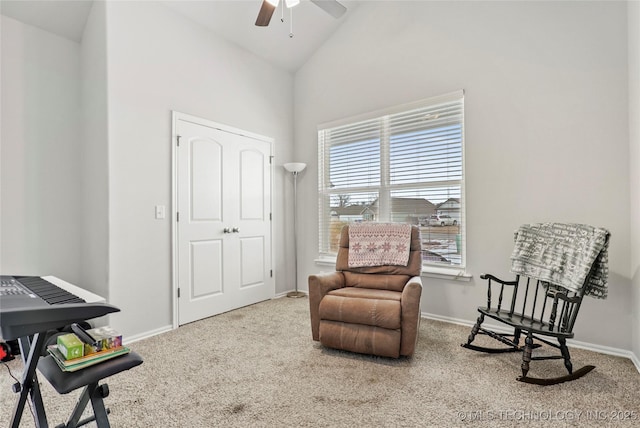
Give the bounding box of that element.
[2,297,639,427]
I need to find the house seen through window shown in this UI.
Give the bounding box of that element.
[318,91,465,269]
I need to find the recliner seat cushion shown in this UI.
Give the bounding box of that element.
[327,287,401,301]
[320,289,402,330]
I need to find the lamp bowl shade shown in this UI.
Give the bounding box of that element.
[283,162,307,173]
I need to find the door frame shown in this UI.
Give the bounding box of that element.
[171,111,275,329]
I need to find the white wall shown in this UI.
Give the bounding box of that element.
[103,1,294,338]
[295,1,631,349]
[1,16,82,283]
[79,1,109,299]
[629,0,640,363]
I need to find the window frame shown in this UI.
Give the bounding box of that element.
[316,90,469,280]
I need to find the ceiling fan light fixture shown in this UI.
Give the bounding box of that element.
[256,0,346,28]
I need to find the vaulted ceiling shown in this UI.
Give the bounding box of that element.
[0,0,358,72]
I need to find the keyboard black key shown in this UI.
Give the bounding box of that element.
[17,277,85,305]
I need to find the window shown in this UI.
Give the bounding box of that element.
[318,90,465,270]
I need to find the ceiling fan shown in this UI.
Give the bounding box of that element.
[255,0,347,27]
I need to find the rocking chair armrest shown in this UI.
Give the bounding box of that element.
[479,273,518,286]
[480,273,519,311]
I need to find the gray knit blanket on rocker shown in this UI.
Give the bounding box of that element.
[510,223,610,299]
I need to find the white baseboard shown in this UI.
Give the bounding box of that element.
[423,311,640,374]
[630,350,640,373]
[274,291,289,299]
[274,291,308,299]
[125,324,173,344]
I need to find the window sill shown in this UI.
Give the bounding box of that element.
[421,266,472,282]
[314,257,340,267]
[313,258,472,282]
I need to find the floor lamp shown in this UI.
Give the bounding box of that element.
[284,162,306,298]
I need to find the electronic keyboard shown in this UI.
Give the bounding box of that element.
[0,275,118,341]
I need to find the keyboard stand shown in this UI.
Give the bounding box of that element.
[11,333,49,428]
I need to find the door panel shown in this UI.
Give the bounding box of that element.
[190,140,222,221]
[240,236,265,287]
[240,150,265,220]
[176,116,272,325]
[190,240,223,298]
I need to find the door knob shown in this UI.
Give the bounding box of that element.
[223,227,231,234]
[232,227,240,233]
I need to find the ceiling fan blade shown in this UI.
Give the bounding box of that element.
[255,0,276,27]
[310,0,347,19]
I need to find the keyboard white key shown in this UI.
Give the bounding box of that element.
[42,276,105,303]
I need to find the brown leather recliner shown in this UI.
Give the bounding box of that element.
[309,225,423,358]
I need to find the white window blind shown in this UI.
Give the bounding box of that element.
[318,90,465,268]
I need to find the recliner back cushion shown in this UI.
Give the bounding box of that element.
[336,225,422,277]
[343,271,409,292]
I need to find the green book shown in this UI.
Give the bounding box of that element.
[47,345,130,372]
[57,333,84,360]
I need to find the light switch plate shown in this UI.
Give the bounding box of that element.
[155,205,166,219]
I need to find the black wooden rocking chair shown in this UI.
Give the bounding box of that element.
[462,223,610,386]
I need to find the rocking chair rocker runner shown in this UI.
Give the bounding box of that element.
[462,223,610,386]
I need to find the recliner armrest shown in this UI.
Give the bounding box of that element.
[400,276,423,356]
[308,272,345,341]
[401,276,423,301]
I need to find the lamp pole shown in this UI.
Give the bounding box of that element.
[283,163,306,298]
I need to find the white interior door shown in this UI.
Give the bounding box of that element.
[175,114,273,325]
